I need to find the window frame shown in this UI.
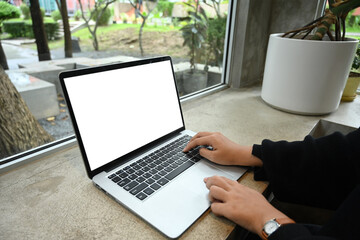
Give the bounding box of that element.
[0,0,238,172]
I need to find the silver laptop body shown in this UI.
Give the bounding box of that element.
[59,56,246,239]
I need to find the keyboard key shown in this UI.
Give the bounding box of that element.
[135,170,144,176]
[126,168,135,174]
[144,157,152,163]
[161,162,169,167]
[129,174,137,180]
[108,174,116,179]
[116,170,124,175]
[165,161,194,180]
[192,156,201,162]
[150,183,161,190]
[143,172,152,178]
[118,178,131,187]
[175,159,183,164]
[148,163,156,168]
[136,176,145,183]
[145,178,155,184]
[152,174,161,180]
[119,172,128,178]
[136,192,147,200]
[130,183,148,195]
[133,165,141,170]
[149,169,158,175]
[124,181,138,191]
[139,162,147,167]
[158,170,167,176]
[170,163,178,168]
[111,176,121,183]
[157,178,169,186]
[144,188,154,195]
[142,166,150,172]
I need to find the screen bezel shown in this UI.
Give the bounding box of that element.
[59,56,185,179]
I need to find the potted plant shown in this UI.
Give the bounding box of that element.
[180,0,209,94]
[342,45,360,101]
[261,0,360,115]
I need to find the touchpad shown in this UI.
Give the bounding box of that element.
[177,162,235,196]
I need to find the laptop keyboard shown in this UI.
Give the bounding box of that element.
[107,135,202,201]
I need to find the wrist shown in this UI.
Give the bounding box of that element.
[254,207,290,237]
[238,146,262,167]
[260,217,295,240]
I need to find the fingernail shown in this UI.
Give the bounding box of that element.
[204,177,208,183]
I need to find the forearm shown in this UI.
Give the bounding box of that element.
[233,145,263,167]
[252,129,360,209]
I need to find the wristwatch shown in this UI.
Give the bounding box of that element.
[261,218,295,240]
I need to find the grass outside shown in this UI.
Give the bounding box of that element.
[72,23,181,40]
[1,18,187,58]
[70,23,187,58]
[43,22,187,59]
[3,17,56,24]
[346,25,360,33]
[3,17,359,59]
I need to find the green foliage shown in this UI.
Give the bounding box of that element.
[25,22,59,39]
[40,8,45,19]
[45,22,60,40]
[155,0,175,17]
[20,3,30,19]
[24,22,33,38]
[91,7,112,26]
[180,1,208,69]
[20,4,45,20]
[352,45,360,70]
[3,21,59,40]
[172,17,180,27]
[206,16,226,67]
[3,21,26,37]
[74,10,82,21]
[0,1,21,24]
[51,10,62,22]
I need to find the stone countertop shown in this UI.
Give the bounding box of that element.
[1,87,359,239]
[0,146,265,240]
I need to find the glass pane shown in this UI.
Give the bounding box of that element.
[0,0,232,161]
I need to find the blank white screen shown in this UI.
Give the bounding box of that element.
[64,60,184,170]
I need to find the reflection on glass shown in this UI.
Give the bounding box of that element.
[1,0,231,161]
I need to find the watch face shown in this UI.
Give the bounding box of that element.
[264,220,280,235]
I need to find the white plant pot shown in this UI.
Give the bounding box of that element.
[261,33,358,115]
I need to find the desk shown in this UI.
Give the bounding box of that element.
[1,87,360,239]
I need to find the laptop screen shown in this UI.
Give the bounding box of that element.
[62,59,184,171]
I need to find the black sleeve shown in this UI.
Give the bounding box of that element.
[269,184,360,240]
[252,127,360,210]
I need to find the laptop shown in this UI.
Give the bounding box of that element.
[59,56,246,239]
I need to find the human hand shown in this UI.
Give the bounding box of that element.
[183,132,262,167]
[204,176,290,236]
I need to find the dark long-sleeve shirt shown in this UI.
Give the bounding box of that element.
[252,127,360,240]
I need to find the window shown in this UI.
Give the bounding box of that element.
[0,0,235,166]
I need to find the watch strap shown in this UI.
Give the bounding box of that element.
[261,217,295,240]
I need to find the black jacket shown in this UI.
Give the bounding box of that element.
[252,128,360,240]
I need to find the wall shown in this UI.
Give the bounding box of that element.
[228,0,326,88]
